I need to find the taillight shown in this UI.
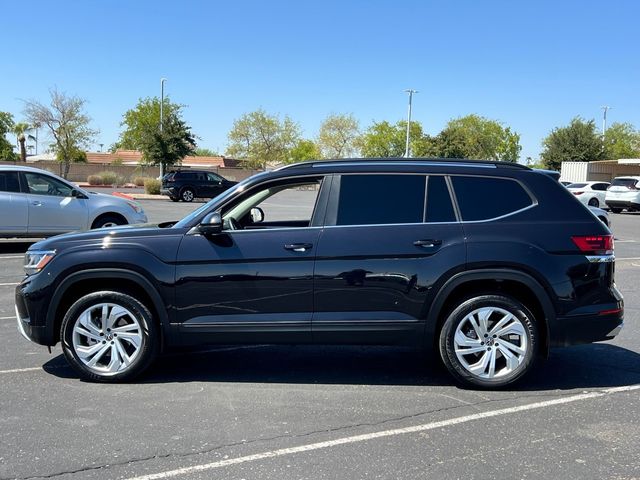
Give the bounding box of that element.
[573,191,584,195]
[571,235,614,255]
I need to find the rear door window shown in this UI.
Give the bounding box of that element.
[336,174,426,226]
[451,176,534,221]
[0,171,21,192]
[425,176,456,222]
[611,178,639,188]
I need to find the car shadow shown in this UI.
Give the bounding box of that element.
[42,343,640,391]
[0,240,39,254]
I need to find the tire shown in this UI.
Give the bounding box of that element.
[92,215,126,229]
[60,291,159,382]
[439,294,538,389]
[588,198,599,207]
[610,208,623,214]
[180,188,195,202]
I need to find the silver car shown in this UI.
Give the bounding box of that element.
[0,166,147,237]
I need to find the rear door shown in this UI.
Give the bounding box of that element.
[21,171,88,234]
[312,173,465,344]
[0,171,28,235]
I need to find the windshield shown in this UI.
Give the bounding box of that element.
[172,171,271,228]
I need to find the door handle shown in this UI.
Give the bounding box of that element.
[413,239,442,248]
[284,243,313,252]
[32,201,43,206]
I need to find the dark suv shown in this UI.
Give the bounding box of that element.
[15,159,623,388]
[161,169,237,202]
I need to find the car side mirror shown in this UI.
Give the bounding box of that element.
[250,207,264,223]
[71,189,88,199]
[198,212,223,235]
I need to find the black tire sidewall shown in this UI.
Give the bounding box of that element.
[93,216,126,229]
[439,295,538,389]
[60,291,158,382]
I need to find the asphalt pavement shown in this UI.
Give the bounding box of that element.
[0,203,638,480]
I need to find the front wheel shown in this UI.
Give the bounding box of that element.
[588,198,599,207]
[92,215,126,229]
[439,295,538,388]
[61,291,159,382]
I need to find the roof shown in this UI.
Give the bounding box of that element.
[278,158,531,171]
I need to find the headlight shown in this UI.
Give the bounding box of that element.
[24,250,56,275]
[126,201,143,214]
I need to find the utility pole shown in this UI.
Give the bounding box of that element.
[601,105,612,135]
[404,89,418,158]
[160,78,167,179]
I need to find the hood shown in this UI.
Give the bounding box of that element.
[28,222,181,252]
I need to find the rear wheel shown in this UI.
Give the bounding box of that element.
[588,198,599,207]
[60,291,159,382]
[180,188,195,202]
[439,294,538,388]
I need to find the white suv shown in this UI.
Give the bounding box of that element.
[605,176,640,213]
[0,166,147,237]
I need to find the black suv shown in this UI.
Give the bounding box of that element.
[15,159,623,388]
[161,169,237,202]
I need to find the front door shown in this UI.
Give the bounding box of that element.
[21,172,88,234]
[312,173,465,344]
[174,175,328,344]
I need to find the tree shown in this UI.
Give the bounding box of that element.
[115,97,196,168]
[359,120,435,158]
[194,147,219,157]
[114,97,182,151]
[434,114,521,162]
[540,117,603,171]
[23,88,97,178]
[603,122,640,160]
[138,114,196,168]
[13,122,29,162]
[289,139,321,162]
[317,113,360,158]
[226,109,301,169]
[0,112,17,161]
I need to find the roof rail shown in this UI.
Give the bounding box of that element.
[276,158,531,171]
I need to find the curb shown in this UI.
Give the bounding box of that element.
[113,192,167,201]
[112,192,135,200]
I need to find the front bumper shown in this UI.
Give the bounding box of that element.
[15,279,56,346]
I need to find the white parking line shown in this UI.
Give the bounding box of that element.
[0,366,42,375]
[126,384,640,480]
[0,316,16,320]
[0,255,24,259]
[617,257,640,261]
[0,282,19,287]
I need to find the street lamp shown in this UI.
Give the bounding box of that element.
[601,106,612,135]
[159,78,167,179]
[404,89,418,158]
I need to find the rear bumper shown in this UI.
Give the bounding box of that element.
[605,200,640,210]
[555,312,624,346]
[161,187,177,197]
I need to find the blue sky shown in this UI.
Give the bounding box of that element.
[1,0,638,161]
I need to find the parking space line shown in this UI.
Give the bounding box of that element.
[0,255,24,259]
[125,384,640,480]
[0,366,42,375]
[0,282,19,286]
[617,257,640,261]
[0,316,16,320]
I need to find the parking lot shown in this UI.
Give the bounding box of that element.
[1,201,639,480]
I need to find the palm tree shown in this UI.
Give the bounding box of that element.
[13,122,29,161]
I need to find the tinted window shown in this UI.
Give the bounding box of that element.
[178,172,197,180]
[567,183,587,189]
[0,171,20,193]
[207,173,223,182]
[451,176,533,221]
[336,174,425,226]
[426,176,456,222]
[592,183,609,191]
[611,178,639,188]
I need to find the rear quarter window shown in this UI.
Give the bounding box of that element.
[451,176,534,221]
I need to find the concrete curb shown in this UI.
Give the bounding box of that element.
[113,192,167,201]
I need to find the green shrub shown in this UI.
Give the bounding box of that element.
[87,175,103,185]
[144,178,161,194]
[97,171,118,185]
[114,175,127,186]
[132,176,150,187]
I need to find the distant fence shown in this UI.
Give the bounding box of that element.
[0,160,261,183]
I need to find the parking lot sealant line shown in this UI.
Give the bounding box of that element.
[124,384,640,480]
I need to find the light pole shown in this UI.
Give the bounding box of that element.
[159,78,167,179]
[601,106,612,135]
[404,89,418,158]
